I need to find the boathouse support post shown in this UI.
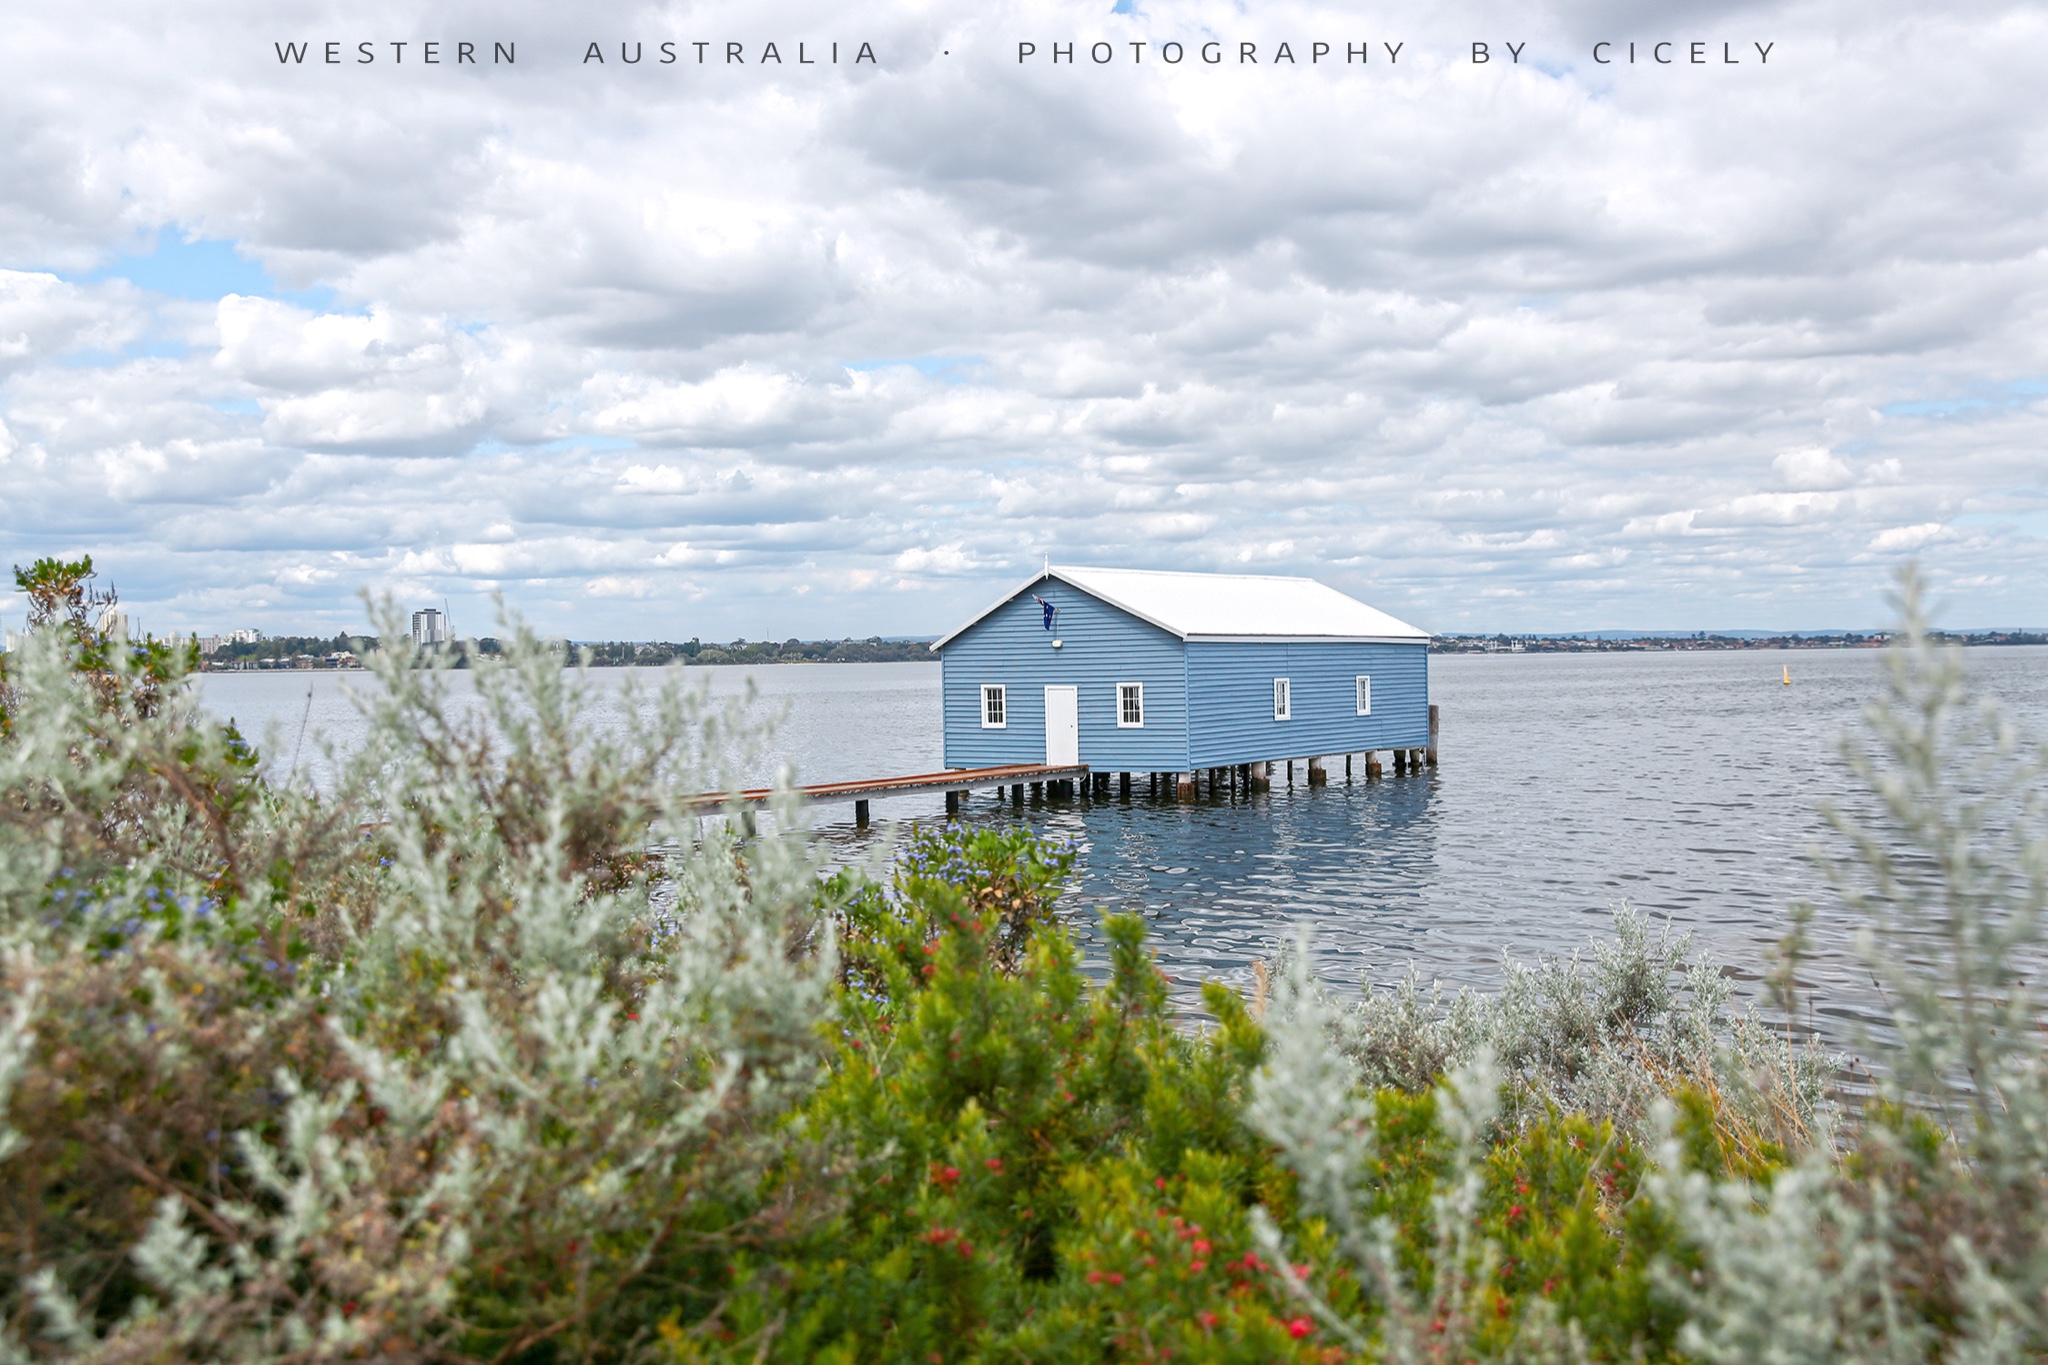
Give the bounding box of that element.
[1286,759,1294,785]
[1427,705,1440,766]
[1366,751,1383,779]
[1249,760,1270,792]
[1176,771,1198,799]
[855,799,870,826]
[1120,771,1131,797]
[1308,756,1327,785]
[1345,754,1353,780]
[945,790,960,816]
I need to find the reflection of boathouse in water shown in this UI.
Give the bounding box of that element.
[931,565,1437,798]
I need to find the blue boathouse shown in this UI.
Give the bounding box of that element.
[932,565,1433,792]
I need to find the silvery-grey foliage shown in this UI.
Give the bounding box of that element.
[0,601,836,1361]
[1321,902,1836,1150]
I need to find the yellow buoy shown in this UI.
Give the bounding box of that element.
[1783,665,1791,686]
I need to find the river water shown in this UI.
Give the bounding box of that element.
[196,647,2048,1041]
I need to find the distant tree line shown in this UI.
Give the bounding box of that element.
[573,635,935,666]
[193,633,932,670]
[1434,628,2048,653]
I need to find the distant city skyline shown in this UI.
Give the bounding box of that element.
[1,0,2044,640]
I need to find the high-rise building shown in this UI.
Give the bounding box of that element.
[411,608,448,646]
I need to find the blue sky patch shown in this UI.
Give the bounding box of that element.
[844,355,986,383]
[91,228,273,300]
[1882,379,2048,420]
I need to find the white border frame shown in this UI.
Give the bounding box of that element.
[1273,677,1292,721]
[1355,675,1371,716]
[980,683,1008,729]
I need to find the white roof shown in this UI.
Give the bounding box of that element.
[933,565,1431,649]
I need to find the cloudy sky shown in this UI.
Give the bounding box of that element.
[1,0,2044,640]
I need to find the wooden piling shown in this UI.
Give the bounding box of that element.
[1366,751,1383,779]
[1249,760,1270,792]
[1119,771,1131,796]
[855,799,870,826]
[1427,705,1440,766]
[1308,756,1327,785]
[1345,754,1353,780]
[1176,771,1198,799]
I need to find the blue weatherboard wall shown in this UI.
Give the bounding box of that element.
[939,575,1432,771]
[1184,640,1429,767]
[940,579,1188,770]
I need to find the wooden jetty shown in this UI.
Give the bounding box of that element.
[690,703,1437,828]
[687,762,1091,826]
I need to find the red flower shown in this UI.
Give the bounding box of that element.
[1106,1272,1125,1286]
[985,1157,1003,1171]
[1192,1239,1211,1255]
[1288,1318,1313,1339]
[1198,1311,1219,1331]
[1188,1260,1206,1273]
[934,1164,961,1188]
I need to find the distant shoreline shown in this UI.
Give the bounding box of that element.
[168,629,2048,672]
[1432,630,2047,654]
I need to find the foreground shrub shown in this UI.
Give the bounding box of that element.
[698,854,1320,1361]
[0,596,834,1362]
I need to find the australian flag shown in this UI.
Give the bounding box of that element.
[1032,594,1056,630]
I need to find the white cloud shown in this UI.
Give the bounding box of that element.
[1,0,2046,635]
[1869,522,1949,553]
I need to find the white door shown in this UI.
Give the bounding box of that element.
[1044,685,1079,766]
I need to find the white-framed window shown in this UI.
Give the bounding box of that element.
[1273,677,1292,721]
[981,684,1007,729]
[1355,675,1372,716]
[1117,681,1145,728]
